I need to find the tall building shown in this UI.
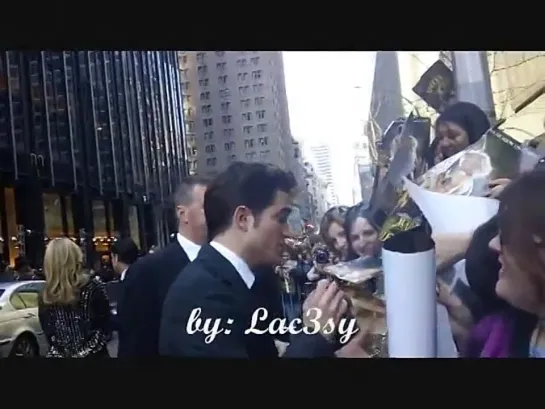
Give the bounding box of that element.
[367,51,404,140]
[178,51,294,178]
[352,139,372,205]
[290,139,312,222]
[310,144,338,206]
[0,51,185,267]
[303,161,329,225]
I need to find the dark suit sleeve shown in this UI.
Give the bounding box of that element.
[117,261,159,357]
[161,292,250,358]
[282,333,337,358]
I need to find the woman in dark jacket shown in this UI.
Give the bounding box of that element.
[464,194,539,357]
[39,238,112,358]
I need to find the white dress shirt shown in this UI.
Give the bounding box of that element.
[177,233,201,262]
[210,241,255,289]
[120,268,128,282]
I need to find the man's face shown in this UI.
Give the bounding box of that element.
[177,184,208,244]
[435,121,470,164]
[244,191,294,267]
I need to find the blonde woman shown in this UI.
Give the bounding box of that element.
[38,238,112,358]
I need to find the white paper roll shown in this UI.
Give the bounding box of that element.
[404,177,499,234]
[383,247,437,358]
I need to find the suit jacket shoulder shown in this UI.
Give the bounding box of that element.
[160,245,338,358]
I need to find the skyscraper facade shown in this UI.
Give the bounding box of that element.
[0,51,185,266]
[178,51,295,178]
[310,144,338,206]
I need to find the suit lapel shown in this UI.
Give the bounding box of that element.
[198,244,251,302]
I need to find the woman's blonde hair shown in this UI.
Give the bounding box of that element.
[42,238,89,305]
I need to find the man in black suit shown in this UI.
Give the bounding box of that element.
[117,176,210,357]
[160,162,350,358]
[107,238,139,331]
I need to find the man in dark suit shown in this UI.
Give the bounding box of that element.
[107,238,139,331]
[117,176,210,357]
[160,162,350,358]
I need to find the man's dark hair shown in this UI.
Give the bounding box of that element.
[14,256,31,272]
[111,238,140,265]
[204,162,297,240]
[173,176,211,206]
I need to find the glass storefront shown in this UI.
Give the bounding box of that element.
[92,200,110,252]
[43,193,64,239]
[129,205,141,249]
[4,188,19,265]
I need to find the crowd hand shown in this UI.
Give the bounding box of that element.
[335,327,369,358]
[302,279,348,341]
[306,266,321,282]
[486,178,510,198]
[436,279,460,309]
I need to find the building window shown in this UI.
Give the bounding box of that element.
[256,109,265,119]
[181,81,190,91]
[200,91,210,101]
[216,62,227,71]
[219,88,230,98]
[199,78,209,87]
[197,65,208,76]
[221,101,230,112]
[205,144,216,153]
[186,121,195,132]
[206,157,217,167]
[223,128,234,138]
[243,125,253,135]
[253,83,264,93]
[222,115,232,124]
[182,94,191,104]
[236,58,247,67]
[252,70,263,80]
[259,136,268,146]
[203,118,213,127]
[257,123,267,132]
[218,75,228,85]
[237,72,248,82]
[181,68,189,79]
[242,112,252,121]
[224,141,235,151]
[228,154,237,162]
[204,131,214,140]
[255,96,264,105]
[238,85,249,96]
[181,55,188,64]
[215,51,225,57]
[241,98,251,108]
[189,160,198,174]
[259,150,271,161]
[201,104,212,114]
[196,52,206,63]
[184,107,193,117]
[251,56,260,65]
[245,151,257,161]
[244,139,255,149]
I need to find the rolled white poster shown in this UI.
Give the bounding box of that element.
[382,224,437,358]
[404,177,499,235]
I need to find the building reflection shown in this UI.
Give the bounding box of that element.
[0,51,186,268]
